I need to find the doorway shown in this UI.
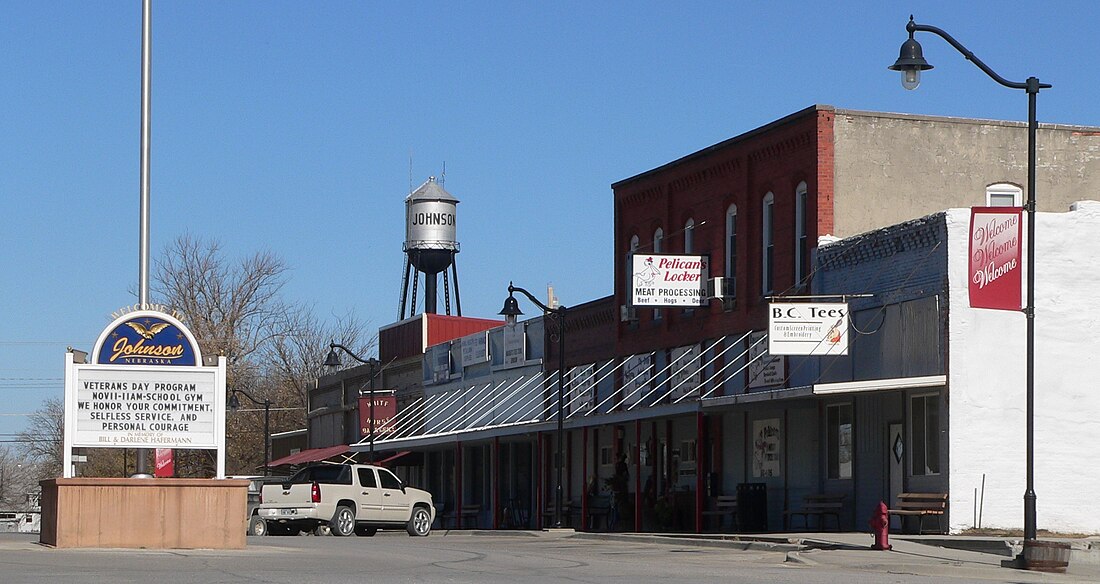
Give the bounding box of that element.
[887,422,903,529]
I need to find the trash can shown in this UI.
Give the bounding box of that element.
[736,482,767,532]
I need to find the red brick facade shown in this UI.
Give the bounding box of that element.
[612,106,834,356]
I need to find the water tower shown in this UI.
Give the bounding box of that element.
[400,177,462,318]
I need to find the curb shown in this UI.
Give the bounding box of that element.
[572,532,803,553]
[784,551,818,566]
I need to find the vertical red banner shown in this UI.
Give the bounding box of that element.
[154,448,174,477]
[359,391,397,438]
[969,207,1024,310]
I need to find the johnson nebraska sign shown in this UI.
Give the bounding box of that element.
[969,207,1024,311]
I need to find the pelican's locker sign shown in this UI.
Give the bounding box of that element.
[630,254,709,307]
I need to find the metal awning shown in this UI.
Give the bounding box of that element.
[268,444,350,467]
[359,331,773,450]
[812,375,946,395]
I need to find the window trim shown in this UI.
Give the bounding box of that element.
[653,228,664,320]
[795,182,808,287]
[725,204,737,300]
[986,182,1023,207]
[762,192,774,296]
[826,402,854,480]
[684,218,695,254]
[910,392,941,476]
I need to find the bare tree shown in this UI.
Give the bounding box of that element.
[153,234,291,368]
[150,234,371,476]
[17,398,64,481]
[264,308,374,414]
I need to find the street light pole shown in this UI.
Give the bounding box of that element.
[228,389,271,476]
[325,343,381,464]
[499,282,567,529]
[890,16,1051,544]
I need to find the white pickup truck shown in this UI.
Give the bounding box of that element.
[256,463,435,537]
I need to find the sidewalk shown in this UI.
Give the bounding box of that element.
[573,530,1100,582]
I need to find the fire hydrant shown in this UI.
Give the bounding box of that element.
[869,501,891,550]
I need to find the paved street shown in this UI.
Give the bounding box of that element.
[1,530,1097,584]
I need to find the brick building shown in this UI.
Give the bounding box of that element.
[298,105,1100,535]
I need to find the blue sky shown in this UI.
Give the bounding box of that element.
[3,1,1099,440]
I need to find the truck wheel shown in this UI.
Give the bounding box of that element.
[354,525,377,537]
[248,515,268,536]
[330,506,356,537]
[407,506,432,537]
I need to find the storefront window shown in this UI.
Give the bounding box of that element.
[911,394,941,475]
[827,404,853,479]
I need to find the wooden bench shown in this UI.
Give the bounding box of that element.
[439,502,481,529]
[701,495,738,531]
[458,504,481,529]
[542,500,572,528]
[586,495,611,530]
[887,493,947,534]
[501,499,530,529]
[783,493,845,531]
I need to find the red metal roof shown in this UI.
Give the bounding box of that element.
[379,313,503,362]
[268,444,350,467]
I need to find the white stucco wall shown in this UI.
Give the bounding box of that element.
[947,201,1100,534]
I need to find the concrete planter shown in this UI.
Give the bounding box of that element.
[39,477,249,549]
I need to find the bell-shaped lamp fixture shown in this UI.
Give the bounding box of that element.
[498,295,523,326]
[889,35,933,90]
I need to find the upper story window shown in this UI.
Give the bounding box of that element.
[626,234,640,300]
[653,228,663,320]
[684,218,695,254]
[795,182,809,287]
[725,205,737,300]
[986,182,1023,207]
[762,192,774,296]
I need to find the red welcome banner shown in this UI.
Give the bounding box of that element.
[969,207,1024,311]
[359,391,397,438]
[154,448,174,477]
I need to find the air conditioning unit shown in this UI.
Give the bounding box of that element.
[707,277,733,299]
[620,304,638,322]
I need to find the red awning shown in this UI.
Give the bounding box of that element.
[375,451,411,467]
[269,444,350,467]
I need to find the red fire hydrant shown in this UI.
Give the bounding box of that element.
[869,501,891,550]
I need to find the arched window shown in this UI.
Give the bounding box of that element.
[762,192,774,295]
[624,234,641,320]
[986,182,1023,207]
[795,182,809,286]
[725,204,737,300]
[653,228,664,320]
[684,218,695,254]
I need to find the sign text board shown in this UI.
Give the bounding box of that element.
[69,365,223,449]
[631,254,709,307]
[768,302,850,356]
